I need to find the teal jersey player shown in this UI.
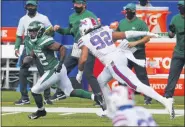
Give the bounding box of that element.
[25,21,104,120]
[26,35,58,71]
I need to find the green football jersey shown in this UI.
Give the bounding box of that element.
[26,35,58,71]
[57,10,98,43]
[69,10,98,42]
[117,17,149,50]
[170,14,184,56]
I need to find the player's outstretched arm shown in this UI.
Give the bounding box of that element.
[78,45,89,72]
[48,42,66,73]
[48,42,66,61]
[112,31,160,41]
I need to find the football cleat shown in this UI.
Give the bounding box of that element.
[44,99,53,105]
[28,109,47,120]
[96,110,108,117]
[14,98,30,105]
[94,93,106,111]
[50,93,66,102]
[163,97,175,119]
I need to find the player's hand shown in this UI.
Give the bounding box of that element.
[147,32,161,38]
[128,42,137,48]
[54,61,63,73]
[53,25,61,31]
[23,56,33,64]
[169,24,176,33]
[15,50,20,57]
[76,70,83,84]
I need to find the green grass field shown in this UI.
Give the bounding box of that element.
[1,91,185,126]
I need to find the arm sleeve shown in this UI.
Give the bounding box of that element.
[170,16,175,25]
[14,36,23,50]
[56,27,71,35]
[56,18,72,35]
[15,18,24,50]
[16,18,24,36]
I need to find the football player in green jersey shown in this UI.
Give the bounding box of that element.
[25,21,104,119]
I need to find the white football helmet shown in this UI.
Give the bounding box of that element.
[79,17,100,36]
[106,86,135,118]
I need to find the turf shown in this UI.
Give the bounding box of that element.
[1,91,185,126]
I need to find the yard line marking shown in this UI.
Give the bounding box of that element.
[2,107,184,115]
[1,112,22,116]
[175,114,184,117]
[59,113,76,116]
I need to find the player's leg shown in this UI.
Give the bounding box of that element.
[34,57,52,105]
[97,67,113,107]
[95,67,114,117]
[58,64,105,110]
[50,55,78,101]
[28,70,60,119]
[164,52,185,98]
[133,50,152,104]
[84,53,102,94]
[108,60,174,118]
[15,48,30,105]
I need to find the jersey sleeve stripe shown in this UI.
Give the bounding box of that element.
[39,38,54,46]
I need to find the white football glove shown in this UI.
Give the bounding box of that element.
[147,32,161,38]
[76,70,83,84]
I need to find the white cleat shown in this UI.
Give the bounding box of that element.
[163,97,175,119]
[96,110,108,117]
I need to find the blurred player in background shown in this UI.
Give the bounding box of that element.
[136,0,153,7]
[164,1,185,100]
[106,86,157,126]
[77,17,174,119]
[52,0,102,106]
[117,3,152,105]
[25,21,104,119]
[14,0,53,105]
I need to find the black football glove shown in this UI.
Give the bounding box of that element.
[54,60,64,73]
[169,24,176,33]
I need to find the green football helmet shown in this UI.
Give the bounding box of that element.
[27,21,45,42]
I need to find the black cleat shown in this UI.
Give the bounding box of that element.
[144,100,152,105]
[94,94,106,111]
[28,110,47,119]
[14,98,30,105]
[44,99,53,105]
[50,93,66,102]
[93,102,100,107]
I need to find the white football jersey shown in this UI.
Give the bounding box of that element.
[78,26,119,65]
[112,106,157,126]
[16,12,52,36]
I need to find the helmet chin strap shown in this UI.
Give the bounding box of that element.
[30,37,38,43]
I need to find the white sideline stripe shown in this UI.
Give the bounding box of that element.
[59,113,76,116]
[175,115,184,117]
[1,112,22,116]
[2,107,184,115]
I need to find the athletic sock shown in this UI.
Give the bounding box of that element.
[31,92,44,108]
[70,89,92,99]
[38,107,45,111]
[91,94,95,100]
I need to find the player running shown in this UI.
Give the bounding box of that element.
[24,21,104,119]
[77,17,175,119]
[106,85,158,126]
